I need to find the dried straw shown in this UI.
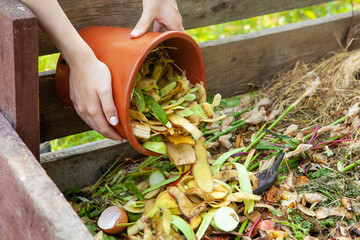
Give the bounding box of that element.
[262,48,360,129]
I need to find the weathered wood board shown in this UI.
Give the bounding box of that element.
[0,114,93,240]
[39,11,360,142]
[41,139,140,192]
[0,0,39,158]
[39,0,334,55]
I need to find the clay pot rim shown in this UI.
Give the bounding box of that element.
[121,31,204,156]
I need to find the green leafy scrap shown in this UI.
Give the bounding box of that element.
[133,87,145,112]
[144,94,168,126]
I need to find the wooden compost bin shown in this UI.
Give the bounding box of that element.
[1,0,360,239]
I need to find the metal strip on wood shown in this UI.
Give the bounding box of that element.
[39,11,360,141]
[0,114,93,240]
[38,0,334,55]
[0,0,39,158]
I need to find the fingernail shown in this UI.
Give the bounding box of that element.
[131,28,140,37]
[110,116,119,126]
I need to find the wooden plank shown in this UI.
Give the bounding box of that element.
[0,115,93,239]
[39,71,90,142]
[0,0,39,158]
[38,0,333,55]
[41,139,141,192]
[39,11,360,141]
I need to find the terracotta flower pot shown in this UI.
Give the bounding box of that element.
[55,26,205,155]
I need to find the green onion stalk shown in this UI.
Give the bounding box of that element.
[244,138,280,169]
[206,121,247,144]
[303,115,349,140]
[231,106,255,118]
[235,218,249,240]
[337,152,360,172]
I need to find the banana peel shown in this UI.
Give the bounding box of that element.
[145,190,181,219]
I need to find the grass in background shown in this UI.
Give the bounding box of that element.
[42,0,359,151]
[39,53,59,72]
[50,131,105,151]
[188,0,360,42]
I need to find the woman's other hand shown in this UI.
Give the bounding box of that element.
[131,0,185,38]
[68,53,123,142]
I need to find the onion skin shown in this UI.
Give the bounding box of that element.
[100,207,129,235]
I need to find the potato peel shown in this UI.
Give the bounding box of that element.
[166,143,196,165]
[193,138,214,192]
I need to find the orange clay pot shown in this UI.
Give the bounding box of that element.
[55,26,205,156]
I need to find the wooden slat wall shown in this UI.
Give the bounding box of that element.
[0,0,39,158]
[0,114,93,240]
[39,11,360,142]
[39,0,333,55]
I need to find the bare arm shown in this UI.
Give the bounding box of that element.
[21,0,184,142]
[21,0,123,141]
[21,0,92,67]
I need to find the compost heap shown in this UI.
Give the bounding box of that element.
[68,48,360,240]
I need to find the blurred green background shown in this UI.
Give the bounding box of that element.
[41,0,359,151]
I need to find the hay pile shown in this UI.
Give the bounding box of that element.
[263,48,360,129]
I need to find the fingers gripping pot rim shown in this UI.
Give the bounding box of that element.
[55,26,206,156]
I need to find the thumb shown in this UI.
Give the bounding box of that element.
[131,11,153,38]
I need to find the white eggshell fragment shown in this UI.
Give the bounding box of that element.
[98,206,128,234]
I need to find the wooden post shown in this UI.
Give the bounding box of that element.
[0,114,93,239]
[0,0,39,158]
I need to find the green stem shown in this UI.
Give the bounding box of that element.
[233,156,241,162]
[331,115,349,125]
[231,119,245,126]
[203,129,219,136]
[253,123,267,140]
[91,153,124,192]
[241,132,266,154]
[279,156,302,168]
[244,151,262,170]
[235,218,249,240]
[245,138,280,169]
[248,151,280,171]
[268,102,298,131]
[248,162,260,171]
[315,135,342,148]
[206,121,247,143]
[232,106,255,118]
[338,159,360,172]
[304,116,349,140]
[277,157,302,173]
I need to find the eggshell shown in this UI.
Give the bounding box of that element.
[98,206,128,234]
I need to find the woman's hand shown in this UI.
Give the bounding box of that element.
[131,0,185,38]
[21,0,185,142]
[69,55,123,142]
[21,0,123,141]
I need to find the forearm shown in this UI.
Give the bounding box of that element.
[20,0,94,66]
